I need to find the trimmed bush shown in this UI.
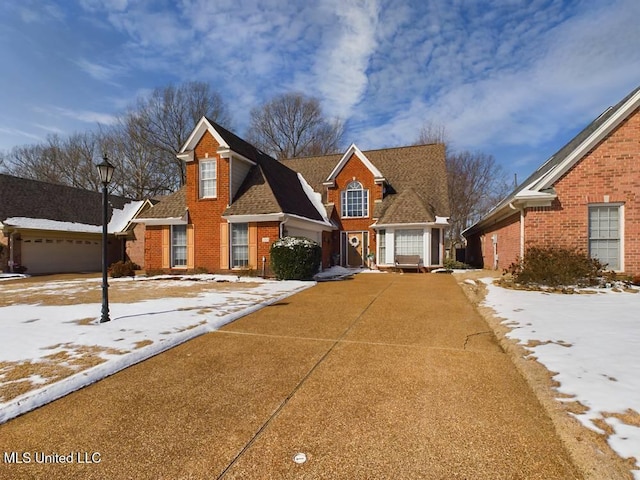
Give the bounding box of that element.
[109,260,136,278]
[444,258,472,270]
[270,236,321,280]
[505,246,604,287]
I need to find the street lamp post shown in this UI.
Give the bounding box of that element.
[97,155,115,324]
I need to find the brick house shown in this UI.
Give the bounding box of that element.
[464,85,640,276]
[0,174,149,274]
[136,117,450,274]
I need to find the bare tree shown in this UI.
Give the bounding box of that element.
[446,151,510,248]
[5,133,100,191]
[125,81,231,185]
[415,121,510,254]
[246,92,344,159]
[416,120,449,146]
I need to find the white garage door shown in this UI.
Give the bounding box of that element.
[21,236,102,274]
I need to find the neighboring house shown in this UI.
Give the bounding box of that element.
[0,174,150,274]
[136,117,449,274]
[464,85,640,276]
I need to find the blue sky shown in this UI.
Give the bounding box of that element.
[0,0,638,183]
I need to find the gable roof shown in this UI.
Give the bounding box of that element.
[207,119,326,222]
[133,188,188,224]
[324,143,384,184]
[283,143,450,223]
[147,118,328,224]
[465,84,640,237]
[0,174,141,234]
[148,119,449,227]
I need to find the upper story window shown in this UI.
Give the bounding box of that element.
[341,180,369,218]
[200,160,217,198]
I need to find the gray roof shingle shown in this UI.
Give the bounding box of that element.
[0,174,131,226]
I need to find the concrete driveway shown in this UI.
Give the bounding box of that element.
[0,273,581,479]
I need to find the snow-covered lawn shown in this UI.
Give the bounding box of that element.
[0,274,313,424]
[482,279,640,478]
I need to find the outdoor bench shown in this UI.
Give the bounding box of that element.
[394,255,424,273]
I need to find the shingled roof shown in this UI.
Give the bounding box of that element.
[0,174,132,227]
[465,84,640,236]
[283,143,450,224]
[208,119,325,222]
[137,188,187,220]
[147,119,449,227]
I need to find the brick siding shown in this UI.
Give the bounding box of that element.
[468,106,640,276]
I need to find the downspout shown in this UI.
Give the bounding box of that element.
[279,217,289,238]
[9,231,17,273]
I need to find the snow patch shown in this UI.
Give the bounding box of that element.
[482,280,640,477]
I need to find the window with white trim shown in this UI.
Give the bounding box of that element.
[378,229,386,264]
[589,205,621,270]
[199,160,217,198]
[171,225,187,267]
[395,229,423,259]
[341,181,369,218]
[231,223,249,268]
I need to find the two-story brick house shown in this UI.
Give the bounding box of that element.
[464,85,640,276]
[136,117,450,273]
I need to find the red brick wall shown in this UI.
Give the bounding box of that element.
[468,106,640,275]
[525,107,640,275]
[256,222,280,274]
[125,222,146,269]
[144,132,289,274]
[327,154,379,256]
[469,212,522,271]
[186,131,230,272]
[144,226,164,271]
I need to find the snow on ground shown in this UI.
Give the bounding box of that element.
[0,274,313,424]
[482,279,640,478]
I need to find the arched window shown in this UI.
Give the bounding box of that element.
[341,180,369,217]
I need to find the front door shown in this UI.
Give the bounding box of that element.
[341,231,369,267]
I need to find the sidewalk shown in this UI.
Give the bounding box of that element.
[0,273,581,479]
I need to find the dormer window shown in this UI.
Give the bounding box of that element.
[341,180,369,218]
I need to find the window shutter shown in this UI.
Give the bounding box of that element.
[248,223,258,269]
[220,222,229,270]
[187,224,195,269]
[161,227,170,269]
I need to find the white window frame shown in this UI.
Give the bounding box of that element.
[171,225,187,268]
[588,203,623,271]
[341,181,369,218]
[394,229,424,261]
[231,223,249,269]
[199,160,217,199]
[377,229,386,265]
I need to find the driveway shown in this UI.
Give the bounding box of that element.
[0,273,581,479]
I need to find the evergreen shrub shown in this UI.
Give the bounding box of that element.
[270,236,321,280]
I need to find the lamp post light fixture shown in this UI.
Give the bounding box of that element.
[97,155,115,323]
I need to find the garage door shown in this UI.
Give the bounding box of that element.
[21,236,102,274]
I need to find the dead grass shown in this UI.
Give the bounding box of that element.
[0,343,129,402]
[603,409,640,428]
[0,276,260,307]
[454,269,635,480]
[134,340,154,349]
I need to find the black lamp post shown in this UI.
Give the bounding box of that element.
[97,155,115,323]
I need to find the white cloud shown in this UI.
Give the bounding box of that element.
[49,106,118,126]
[75,58,124,83]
